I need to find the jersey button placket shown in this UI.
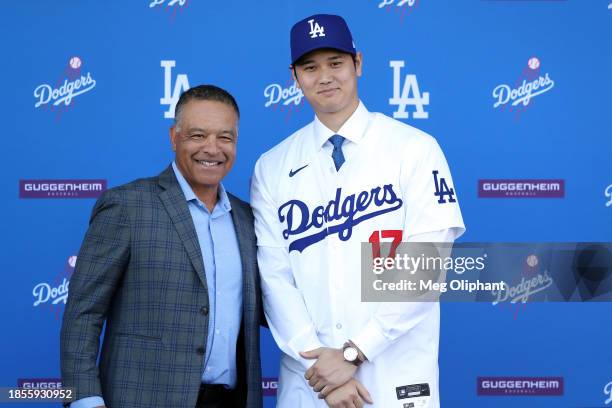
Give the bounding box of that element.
[328,235,344,343]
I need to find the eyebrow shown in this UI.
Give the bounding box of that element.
[185,127,206,133]
[297,54,344,66]
[185,127,236,135]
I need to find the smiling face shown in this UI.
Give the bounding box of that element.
[292,48,362,123]
[170,99,238,202]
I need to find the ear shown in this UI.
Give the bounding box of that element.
[355,52,363,78]
[169,125,177,152]
[290,65,301,89]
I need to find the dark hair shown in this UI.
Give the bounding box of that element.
[174,84,240,124]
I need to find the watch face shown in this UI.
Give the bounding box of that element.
[344,347,358,362]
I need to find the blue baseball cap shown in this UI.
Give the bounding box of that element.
[290,14,356,65]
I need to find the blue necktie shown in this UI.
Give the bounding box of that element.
[329,134,345,171]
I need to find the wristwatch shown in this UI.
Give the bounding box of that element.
[342,341,365,366]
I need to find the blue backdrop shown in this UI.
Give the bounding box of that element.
[3,1,611,407]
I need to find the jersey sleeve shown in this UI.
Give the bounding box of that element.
[250,157,324,370]
[351,135,465,361]
[351,228,455,362]
[400,136,465,240]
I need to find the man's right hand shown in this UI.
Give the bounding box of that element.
[324,378,373,408]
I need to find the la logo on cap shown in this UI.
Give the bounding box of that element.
[308,18,325,38]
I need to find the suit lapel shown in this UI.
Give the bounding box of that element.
[228,194,254,319]
[158,166,208,290]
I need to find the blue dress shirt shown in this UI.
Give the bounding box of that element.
[172,162,243,387]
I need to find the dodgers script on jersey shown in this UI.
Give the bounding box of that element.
[251,102,465,407]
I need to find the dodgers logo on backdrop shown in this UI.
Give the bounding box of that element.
[491,253,553,315]
[149,0,189,23]
[278,185,403,252]
[264,78,304,122]
[379,0,416,8]
[149,0,186,7]
[378,0,419,24]
[492,271,554,305]
[264,81,303,108]
[308,18,325,38]
[389,60,429,120]
[432,170,456,204]
[33,279,70,307]
[160,60,190,119]
[604,381,612,405]
[32,255,76,317]
[605,184,612,207]
[492,57,555,112]
[33,56,96,111]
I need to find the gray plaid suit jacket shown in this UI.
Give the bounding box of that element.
[60,165,262,408]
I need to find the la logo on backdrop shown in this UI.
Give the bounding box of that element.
[160,60,190,119]
[389,60,430,121]
[381,1,428,121]
[492,56,555,120]
[33,56,97,120]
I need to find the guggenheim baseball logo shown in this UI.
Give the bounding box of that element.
[262,377,278,396]
[478,179,564,198]
[18,378,63,389]
[477,377,563,396]
[19,179,106,199]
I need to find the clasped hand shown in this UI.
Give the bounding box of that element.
[301,347,373,407]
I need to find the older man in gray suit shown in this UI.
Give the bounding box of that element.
[60,85,262,408]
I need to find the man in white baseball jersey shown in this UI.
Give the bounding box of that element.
[251,14,465,408]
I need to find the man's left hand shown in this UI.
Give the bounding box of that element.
[300,347,357,398]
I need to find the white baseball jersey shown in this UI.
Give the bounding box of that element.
[251,102,465,407]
